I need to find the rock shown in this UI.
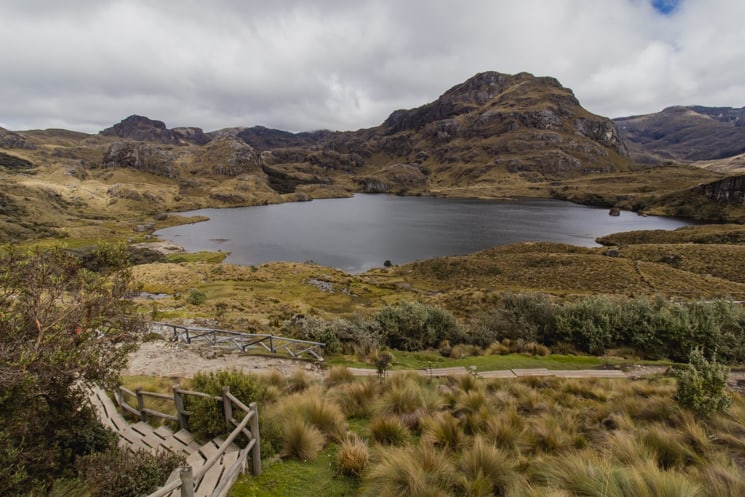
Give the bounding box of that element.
[0,127,35,149]
[197,136,262,176]
[101,115,180,144]
[609,207,621,216]
[102,142,180,178]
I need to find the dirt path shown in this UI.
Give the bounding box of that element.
[123,340,745,391]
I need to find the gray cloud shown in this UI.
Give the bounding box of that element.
[1,0,743,133]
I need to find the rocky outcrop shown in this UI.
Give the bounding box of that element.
[173,127,211,145]
[197,136,262,176]
[0,127,35,149]
[101,115,210,145]
[101,115,180,144]
[695,175,745,204]
[101,142,180,178]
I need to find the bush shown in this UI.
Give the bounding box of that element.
[375,301,463,351]
[185,288,206,305]
[78,448,183,497]
[469,292,554,346]
[674,348,732,418]
[552,296,622,355]
[186,369,267,440]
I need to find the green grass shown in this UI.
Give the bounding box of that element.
[329,351,611,371]
[229,446,358,497]
[166,251,228,263]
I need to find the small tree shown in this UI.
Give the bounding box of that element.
[0,243,144,494]
[674,348,732,418]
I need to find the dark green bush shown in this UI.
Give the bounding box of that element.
[375,301,463,351]
[185,369,276,457]
[469,292,553,346]
[552,296,622,355]
[185,288,207,305]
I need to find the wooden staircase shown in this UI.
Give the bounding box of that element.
[88,387,249,497]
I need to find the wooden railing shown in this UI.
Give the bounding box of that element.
[114,385,261,497]
[151,322,325,361]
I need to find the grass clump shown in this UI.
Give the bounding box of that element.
[280,417,325,461]
[368,415,410,446]
[335,435,370,478]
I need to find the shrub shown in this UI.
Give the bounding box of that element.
[552,296,622,355]
[674,348,732,418]
[185,288,206,305]
[336,435,370,478]
[469,292,554,346]
[375,301,463,351]
[78,448,183,497]
[186,369,267,440]
[279,417,325,461]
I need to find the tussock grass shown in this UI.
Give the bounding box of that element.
[324,366,356,387]
[335,434,370,478]
[458,435,518,497]
[362,443,457,497]
[420,412,466,452]
[332,378,379,418]
[279,417,325,461]
[368,415,410,446]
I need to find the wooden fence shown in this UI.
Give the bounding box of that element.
[114,385,261,497]
[152,322,325,361]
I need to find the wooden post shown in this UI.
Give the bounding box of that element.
[173,385,188,431]
[135,387,146,422]
[222,386,233,430]
[179,465,194,497]
[249,402,262,475]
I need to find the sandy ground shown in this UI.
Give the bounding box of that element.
[122,340,325,380]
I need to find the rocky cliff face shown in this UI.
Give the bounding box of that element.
[614,106,745,164]
[101,142,181,178]
[696,175,745,205]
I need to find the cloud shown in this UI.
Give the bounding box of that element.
[0,0,743,133]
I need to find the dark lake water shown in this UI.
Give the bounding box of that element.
[155,195,695,273]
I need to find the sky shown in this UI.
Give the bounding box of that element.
[1,0,743,134]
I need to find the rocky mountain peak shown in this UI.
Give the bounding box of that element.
[100,115,210,145]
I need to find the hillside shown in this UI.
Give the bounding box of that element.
[614,105,745,165]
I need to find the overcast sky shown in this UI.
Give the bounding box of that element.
[1,0,743,134]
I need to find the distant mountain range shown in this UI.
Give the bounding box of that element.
[613,106,745,167]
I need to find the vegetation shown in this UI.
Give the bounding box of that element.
[674,348,733,418]
[0,243,145,496]
[211,366,745,497]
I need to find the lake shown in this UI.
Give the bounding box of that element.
[155,195,695,273]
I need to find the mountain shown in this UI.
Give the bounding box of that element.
[613,106,745,165]
[245,71,631,193]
